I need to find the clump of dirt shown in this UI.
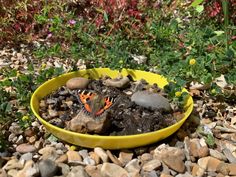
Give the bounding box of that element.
[39,76,185,135]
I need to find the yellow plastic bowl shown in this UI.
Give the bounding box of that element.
[31,68,193,149]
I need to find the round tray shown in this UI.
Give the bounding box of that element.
[30,68,193,149]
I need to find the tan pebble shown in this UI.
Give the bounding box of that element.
[66,77,90,90]
[161,148,185,173]
[94,147,108,163]
[128,171,141,177]
[85,165,102,177]
[198,156,210,170]
[198,146,209,158]
[48,109,58,118]
[207,156,222,172]
[101,162,129,177]
[142,159,161,172]
[191,163,205,177]
[216,162,230,175]
[160,174,173,177]
[55,154,68,163]
[34,139,43,149]
[216,173,225,177]
[188,140,199,157]
[3,158,23,170]
[140,153,153,162]
[118,151,134,166]
[28,135,37,144]
[228,163,236,175]
[16,160,39,177]
[38,146,57,160]
[0,169,7,177]
[7,169,18,177]
[39,100,47,108]
[124,159,140,174]
[89,152,101,165]
[66,150,83,165]
[198,156,222,172]
[106,150,122,166]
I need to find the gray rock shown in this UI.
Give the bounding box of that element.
[39,159,58,177]
[222,148,236,163]
[67,166,89,177]
[141,170,158,177]
[19,152,33,164]
[125,159,141,174]
[79,149,89,159]
[131,91,172,112]
[209,149,227,161]
[58,163,70,176]
[83,157,96,166]
[9,123,23,135]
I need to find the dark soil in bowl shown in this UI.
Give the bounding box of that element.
[38,76,185,135]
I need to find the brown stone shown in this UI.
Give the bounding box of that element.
[66,111,110,134]
[228,163,236,175]
[101,163,129,177]
[66,150,83,165]
[216,162,230,175]
[198,146,209,158]
[191,163,205,177]
[55,154,68,163]
[16,144,36,153]
[66,77,90,90]
[24,128,36,137]
[160,148,185,173]
[207,157,222,172]
[89,152,101,165]
[198,156,222,172]
[187,138,209,158]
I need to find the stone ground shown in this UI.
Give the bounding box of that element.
[0,45,236,177]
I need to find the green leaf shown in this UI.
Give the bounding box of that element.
[196,5,204,13]
[191,0,204,7]
[103,11,109,23]
[214,31,225,36]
